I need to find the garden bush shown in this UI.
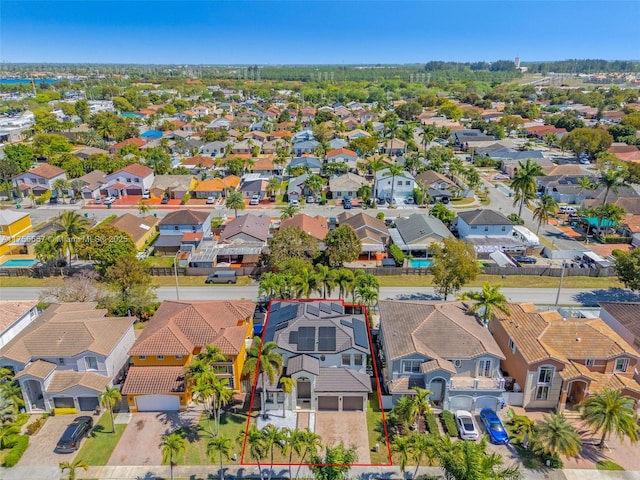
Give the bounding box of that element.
[3,435,29,467]
[425,413,439,435]
[15,413,29,427]
[441,410,459,437]
[389,244,405,266]
[26,417,45,436]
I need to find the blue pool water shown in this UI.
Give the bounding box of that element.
[410,258,432,268]
[0,259,38,267]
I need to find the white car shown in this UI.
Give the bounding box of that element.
[250,195,260,206]
[142,190,151,199]
[206,196,215,204]
[289,199,300,207]
[455,410,479,440]
[103,196,116,205]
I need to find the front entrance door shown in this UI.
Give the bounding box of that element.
[296,378,311,409]
[478,360,492,377]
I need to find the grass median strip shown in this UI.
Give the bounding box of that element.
[76,413,126,465]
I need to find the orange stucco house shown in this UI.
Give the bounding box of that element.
[122,300,254,412]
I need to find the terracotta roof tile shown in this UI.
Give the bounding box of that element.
[47,371,111,393]
[0,301,37,332]
[121,366,185,395]
[22,164,65,179]
[280,214,329,241]
[15,360,56,380]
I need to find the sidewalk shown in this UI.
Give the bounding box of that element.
[2,465,640,480]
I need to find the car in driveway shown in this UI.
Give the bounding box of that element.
[513,255,537,264]
[56,416,93,453]
[494,174,510,181]
[455,410,479,440]
[250,194,260,205]
[103,196,116,205]
[343,197,352,209]
[479,408,509,445]
[206,196,215,204]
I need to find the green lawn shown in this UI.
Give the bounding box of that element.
[76,413,126,465]
[147,256,175,268]
[366,394,392,465]
[597,460,625,471]
[376,274,623,289]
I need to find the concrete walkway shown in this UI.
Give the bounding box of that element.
[2,465,640,480]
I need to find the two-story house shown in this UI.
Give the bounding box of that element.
[104,164,154,198]
[0,210,32,257]
[598,302,640,383]
[379,300,506,412]
[122,300,255,412]
[1,303,135,413]
[374,168,416,203]
[155,210,213,255]
[326,148,359,171]
[202,141,232,158]
[13,164,67,198]
[260,300,371,412]
[0,301,40,349]
[490,303,640,410]
[336,212,389,259]
[454,209,525,254]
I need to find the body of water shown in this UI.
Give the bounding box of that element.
[410,258,432,268]
[0,258,38,267]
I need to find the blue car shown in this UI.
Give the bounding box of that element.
[479,408,509,445]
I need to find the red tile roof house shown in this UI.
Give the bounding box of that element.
[326,148,359,171]
[1,302,136,414]
[108,137,146,154]
[13,164,67,198]
[103,164,154,198]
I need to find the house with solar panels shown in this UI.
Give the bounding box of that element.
[260,300,372,412]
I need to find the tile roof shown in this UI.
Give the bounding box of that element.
[121,366,185,395]
[287,354,320,376]
[494,303,640,365]
[160,209,210,226]
[47,371,110,393]
[219,214,270,243]
[457,209,513,226]
[114,164,154,178]
[110,138,146,150]
[0,301,37,331]
[388,376,426,393]
[416,170,457,188]
[128,300,254,357]
[327,147,358,158]
[315,368,371,393]
[378,300,505,363]
[182,156,216,168]
[0,303,134,364]
[22,164,65,179]
[395,214,452,245]
[421,358,457,374]
[14,360,56,380]
[280,214,329,241]
[110,214,159,244]
[329,173,368,192]
[599,302,640,338]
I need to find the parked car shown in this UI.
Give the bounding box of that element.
[494,174,510,181]
[513,255,537,264]
[94,197,103,204]
[343,198,352,209]
[205,270,237,284]
[289,198,300,207]
[479,408,509,445]
[404,197,414,204]
[306,195,315,203]
[56,416,93,453]
[250,194,260,205]
[142,190,151,199]
[455,410,479,440]
[161,196,170,204]
[206,196,215,204]
[103,196,116,205]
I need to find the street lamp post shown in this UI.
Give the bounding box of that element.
[554,262,566,306]
[174,250,180,301]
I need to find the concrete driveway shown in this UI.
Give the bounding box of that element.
[18,415,83,466]
[108,411,201,465]
[314,412,371,464]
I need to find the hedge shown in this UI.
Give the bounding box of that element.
[389,244,405,266]
[441,410,459,437]
[3,435,29,467]
[425,413,440,435]
[600,235,632,244]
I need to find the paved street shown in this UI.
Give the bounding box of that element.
[2,285,638,305]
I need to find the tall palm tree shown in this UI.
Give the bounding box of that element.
[225,190,246,218]
[410,433,438,479]
[99,385,122,434]
[293,269,320,299]
[334,269,354,299]
[280,377,296,418]
[420,124,439,151]
[208,434,232,480]
[533,194,559,234]
[160,431,186,480]
[533,412,582,458]
[597,161,627,207]
[280,203,301,220]
[211,377,233,435]
[244,424,266,479]
[0,381,24,413]
[296,428,322,479]
[262,424,287,480]
[387,164,405,205]
[52,178,70,203]
[59,458,89,480]
[409,387,433,429]
[241,337,283,416]
[267,176,281,198]
[510,159,544,217]
[458,283,511,326]
[315,264,335,298]
[392,435,412,479]
[579,389,639,449]
[53,211,90,267]
[286,428,305,479]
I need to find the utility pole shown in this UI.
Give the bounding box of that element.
[554,262,566,306]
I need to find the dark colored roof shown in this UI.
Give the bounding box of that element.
[219,214,270,243]
[287,354,320,376]
[316,368,371,393]
[395,214,451,244]
[457,209,513,226]
[159,209,210,226]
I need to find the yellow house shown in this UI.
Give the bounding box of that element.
[122,300,254,412]
[0,211,33,258]
[110,213,160,250]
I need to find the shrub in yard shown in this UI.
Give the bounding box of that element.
[15,413,29,427]
[3,435,29,467]
[441,410,459,437]
[542,454,563,469]
[425,413,440,435]
[389,244,405,266]
[26,417,45,436]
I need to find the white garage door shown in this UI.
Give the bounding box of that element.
[136,395,180,412]
[449,395,473,412]
[474,396,500,412]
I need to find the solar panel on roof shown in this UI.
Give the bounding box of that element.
[297,326,315,351]
[340,319,352,329]
[331,303,344,314]
[307,305,319,317]
[289,331,298,344]
[270,302,281,312]
[318,326,336,351]
[352,318,369,349]
[274,321,289,332]
[319,302,332,314]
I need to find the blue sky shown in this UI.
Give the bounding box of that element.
[1,1,639,64]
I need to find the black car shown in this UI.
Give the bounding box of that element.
[56,416,93,453]
[513,255,537,264]
[343,198,352,209]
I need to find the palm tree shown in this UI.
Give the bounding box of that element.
[303,174,326,197]
[99,385,122,434]
[225,190,246,218]
[579,389,639,449]
[286,428,305,479]
[267,176,281,198]
[138,199,150,216]
[510,159,544,217]
[392,435,412,479]
[392,395,416,428]
[458,283,510,326]
[597,161,627,208]
[59,458,89,480]
[594,203,626,237]
[241,337,283,416]
[262,424,287,480]
[160,431,186,480]
[410,433,438,479]
[334,269,354,299]
[280,203,300,220]
[387,164,405,205]
[315,264,335,299]
[211,377,233,435]
[533,194,559,234]
[409,387,433,429]
[244,424,266,479]
[296,428,322,479]
[0,423,20,448]
[0,381,24,413]
[507,412,535,448]
[52,178,70,203]
[207,434,232,480]
[280,377,296,418]
[533,412,582,458]
[293,269,320,299]
[70,179,84,199]
[420,124,438,151]
[357,184,372,206]
[53,211,90,267]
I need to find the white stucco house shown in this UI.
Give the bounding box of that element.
[374,168,416,203]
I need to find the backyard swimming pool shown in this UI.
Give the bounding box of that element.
[0,259,38,267]
[410,258,432,268]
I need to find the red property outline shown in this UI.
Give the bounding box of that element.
[240,298,393,467]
